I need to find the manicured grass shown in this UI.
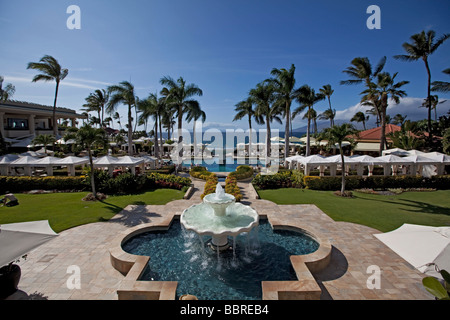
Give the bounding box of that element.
[257,188,450,232]
[0,189,185,233]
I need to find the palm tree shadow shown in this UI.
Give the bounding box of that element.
[102,201,162,227]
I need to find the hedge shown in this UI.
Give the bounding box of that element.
[0,172,192,195]
[190,166,215,180]
[0,176,88,194]
[225,176,243,202]
[252,170,305,190]
[201,175,219,200]
[303,175,450,191]
[228,165,254,180]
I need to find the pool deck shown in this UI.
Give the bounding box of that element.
[7,177,432,300]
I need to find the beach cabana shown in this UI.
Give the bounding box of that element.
[382,148,409,157]
[140,155,157,169]
[350,155,379,176]
[402,155,441,177]
[374,155,413,176]
[0,154,20,175]
[421,152,450,175]
[8,156,40,176]
[33,156,60,176]
[94,155,119,176]
[115,156,145,175]
[55,156,89,176]
[297,155,328,176]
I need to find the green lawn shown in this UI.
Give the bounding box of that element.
[0,189,185,233]
[257,188,450,232]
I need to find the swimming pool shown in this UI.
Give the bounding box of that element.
[181,157,270,172]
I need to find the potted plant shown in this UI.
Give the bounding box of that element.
[0,255,26,299]
[422,264,450,300]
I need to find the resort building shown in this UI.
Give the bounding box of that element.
[0,100,86,139]
[353,124,402,155]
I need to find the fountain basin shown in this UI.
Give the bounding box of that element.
[203,193,236,216]
[180,202,259,249]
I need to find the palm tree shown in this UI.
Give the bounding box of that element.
[159,76,203,164]
[250,82,282,159]
[66,124,107,199]
[318,108,336,128]
[233,97,262,158]
[394,30,450,141]
[0,76,16,101]
[107,81,136,156]
[32,134,56,154]
[361,72,409,154]
[321,123,358,195]
[350,111,369,130]
[27,55,69,135]
[83,89,109,128]
[341,56,386,128]
[302,108,318,135]
[319,84,335,126]
[266,64,297,158]
[389,120,424,151]
[113,112,122,129]
[432,68,450,93]
[392,114,408,126]
[293,85,325,156]
[186,104,206,158]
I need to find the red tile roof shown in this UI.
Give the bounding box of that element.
[357,124,401,142]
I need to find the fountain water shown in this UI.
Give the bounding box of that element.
[181,183,259,251]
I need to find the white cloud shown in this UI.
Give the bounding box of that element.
[335,97,450,121]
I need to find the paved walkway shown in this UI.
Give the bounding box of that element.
[7,177,432,300]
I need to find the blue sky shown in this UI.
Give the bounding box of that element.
[1,0,449,131]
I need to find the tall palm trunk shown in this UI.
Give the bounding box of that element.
[53,81,60,136]
[424,57,433,143]
[379,95,388,154]
[266,116,271,159]
[285,104,290,158]
[88,148,96,199]
[306,107,311,156]
[248,116,253,158]
[339,145,346,194]
[177,106,183,166]
[128,104,133,156]
[154,117,159,159]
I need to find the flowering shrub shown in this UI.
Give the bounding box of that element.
[225,176,243,202]
[201,175,218,200]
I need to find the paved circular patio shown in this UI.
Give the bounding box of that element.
[7,178,432,300]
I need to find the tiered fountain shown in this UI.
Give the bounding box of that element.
[181,184,259,251]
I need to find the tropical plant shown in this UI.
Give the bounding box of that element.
[66,124,108,199]
[394,30,450,141]
[443,128,450,155]
[432,68,450,93]
[421,95,446,122]
[32,134,56,154]
[233,97,263,157]
[27,55,69,135]
[392,114,407,126]
[250,82,282,158]
[293,85,325,156]
[388,120,424,150]
[422,266,450,300]
[360,72,409,154]
[266,64,298,158]
[107,81,137,156]
[0,76,15,101]
[321,123,358,195]
[137,93,161,158]
[159,76,203,165]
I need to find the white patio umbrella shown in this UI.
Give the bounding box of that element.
[0,220,58,267]
[375,224,450,280]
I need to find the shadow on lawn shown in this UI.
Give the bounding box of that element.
[354,194,450,216]
[99,199,162,227]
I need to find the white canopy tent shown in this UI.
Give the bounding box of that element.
[0,220,58,268]
[115,156,145,175]
[55,156,89,176]
[0,154,20,175]
[375,224,450,280]
[8,156,40,176]
[94,155,119,175]
[33,156,61,176]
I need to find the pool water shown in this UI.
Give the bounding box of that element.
[122,220,319,300]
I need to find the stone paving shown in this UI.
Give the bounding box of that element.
[7,177,432,300]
